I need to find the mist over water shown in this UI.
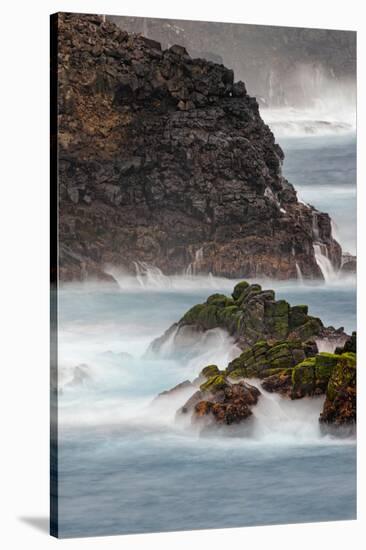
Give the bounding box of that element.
[56,100,356,537]
[260,66,356,138]
[56,270,356,536]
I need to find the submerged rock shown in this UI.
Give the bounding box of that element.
[55,13,341,282]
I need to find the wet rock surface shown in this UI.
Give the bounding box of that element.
[179,368,261,427]
[151,281,346,353]
[54,13,341,282]
[319,352,356,431]
[152,282,355,432]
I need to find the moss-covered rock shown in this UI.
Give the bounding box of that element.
[289,305,309,329]
[226,339,313,380]
[206,293,234,307]
[153,281,345,357]
[320,352,356,429]
[231,281,250,301]
[227,368,247,379]
[181,303,207,325]
[291,351,343,398]
[200,374,227,393]
[291,357,316,398]
[314,352,340,393]
[290,318,323,341]
[200,364,220,379]
[236,284,263,306]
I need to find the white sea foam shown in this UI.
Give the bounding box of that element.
[57,274,355,444]
[260,75,356,138]
[248,379,326,444]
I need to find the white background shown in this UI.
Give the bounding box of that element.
[0,0,364,548]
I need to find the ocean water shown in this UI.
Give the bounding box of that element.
[281,134,356,255]
[55,132,357,538]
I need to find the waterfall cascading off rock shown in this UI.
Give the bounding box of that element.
[313,243,337,282]
[311,210,339,282]
[248,380,324,443]
[186,247,204,276]
[133,261,171,288]
[295,263,304,283]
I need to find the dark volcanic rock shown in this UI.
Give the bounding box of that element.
[54,13,341,282]
[151,281,347,353]
[153,283,356,432]
[335,331,356,354]
[226,338,317,379]
[179,372,261,427]
[261,371,293,395]
[108,16,356,109]
[319,352,356,432]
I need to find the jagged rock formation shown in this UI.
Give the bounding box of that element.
[319,352,356,431]
[55,13,341,282]
[150,281,347,354]
[182,376,261,428]
[170,343,356,431]
[152,281,355,431]
[109,15,356,108]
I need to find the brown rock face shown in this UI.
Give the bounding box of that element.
[192,379,261,426]
[54,13,341,282]
[176,368,261,428]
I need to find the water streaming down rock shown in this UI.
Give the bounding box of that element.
[313,244,337,282]
[331,219,341,245]
[248,380,324,443]
[186,248,204,276]
[295,263,304,283]
[133,261,171,288]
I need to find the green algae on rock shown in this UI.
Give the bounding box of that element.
[320,352,356,430]
[150,282,349,358]
[150,283,355,432]
[172,281,328,351]
[226,339,316,379]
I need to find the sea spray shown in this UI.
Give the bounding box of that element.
[247,379,325,444]
[133,261,171,288]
